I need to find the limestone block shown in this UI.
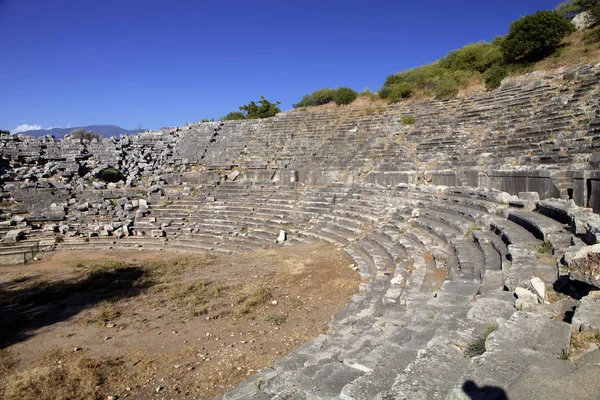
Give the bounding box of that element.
[43,223,58,232]
[530,277,547,303]
[4,229,25,243]
[572,291,600,332]
[11,215,25,223]
[151,229,165,238]
[113,227,125,239]
[276,230,287,244]
[227,170,240,181]
[515,287,539,311]
[563,244,600,287]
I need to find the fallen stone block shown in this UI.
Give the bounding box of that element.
[4,229,25,243]
[530,277,547,303]
[276,230,287,244]
[515,287,539,311]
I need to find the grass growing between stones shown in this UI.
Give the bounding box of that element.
[536,241,553,255]
[465,324,498,357]
[568,330,600,359]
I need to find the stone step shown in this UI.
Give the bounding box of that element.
[446,312,578,400]
[507,209,572,251]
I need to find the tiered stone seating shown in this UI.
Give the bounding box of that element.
[3,63,598,399]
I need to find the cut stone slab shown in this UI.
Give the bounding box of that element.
[276,229,287,244]
[529,277,546,303]
[486,312,571,357]
[572,291,600,333]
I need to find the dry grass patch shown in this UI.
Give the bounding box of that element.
[77,300,123,326]
[569,329,600,359]
[1,350,125,400]
[0,244,360,399]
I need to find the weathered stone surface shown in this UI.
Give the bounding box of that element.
[529,277,547,303]
[564,244,600,287]
[572,291,600,333]
[514,287,539,311]
[276,229,286,244]
[4,229,25,243]
[151,229,165,238]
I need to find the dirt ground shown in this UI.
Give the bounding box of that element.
[0,243,359,399]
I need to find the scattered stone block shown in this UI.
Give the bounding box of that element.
[572,291,600,333]
[151,229,165,238]
[563,244,600,287]
[530,277,547,303]
[276,230,287,244]
[4,229,25,243]
[515,287,539,311]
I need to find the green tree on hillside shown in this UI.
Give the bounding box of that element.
[333,87,358,105]
[239,96,281,119]
[557,0,600,21]
[439,42,503,73]
[221,96,281,121]
[222,112,245,121]
[501,11,576,62]
[293,87,358,108]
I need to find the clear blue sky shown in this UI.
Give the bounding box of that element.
[0,0,562,132]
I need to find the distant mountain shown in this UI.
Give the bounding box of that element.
[14,125,143,138]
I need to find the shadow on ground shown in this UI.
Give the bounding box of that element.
[462,380,509,400]
[0,266,152,348]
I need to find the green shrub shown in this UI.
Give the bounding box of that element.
[359,88,377,101]
[401,115,416,125]
[440,42,503,73]
[222,112,245,121]
[556,1,583,18]
[265,313,287,325]
[557,0,600,23]
[466,324,498,357]
[222,96,281,121]
[333,87,358,105]
[435,78,459,100]
[293,88,336,108]
[536,241,553,254]
[501,10,576,62]
[383,63,446,96]
[240,96,281,119]
[484,64,508,90]
[385,82,414,103]
[591,2,600,25]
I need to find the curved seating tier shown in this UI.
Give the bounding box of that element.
[39,181,598,398]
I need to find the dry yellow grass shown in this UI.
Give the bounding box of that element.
[1,350,125,400]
